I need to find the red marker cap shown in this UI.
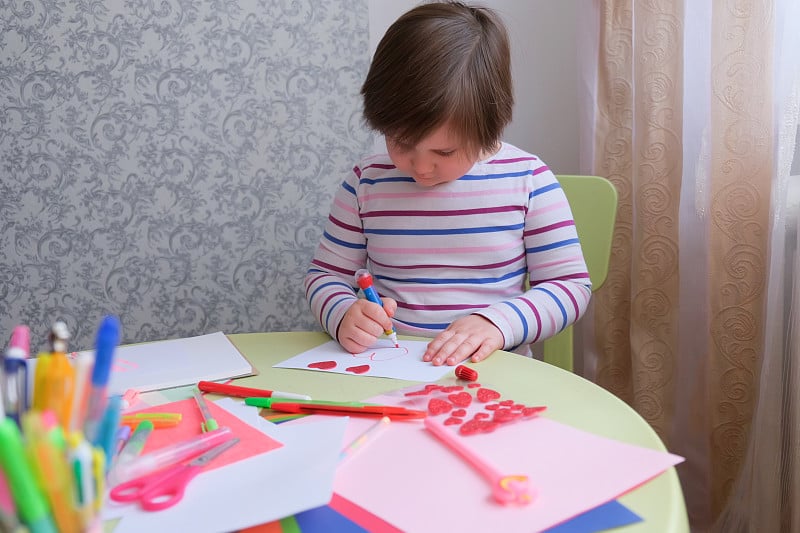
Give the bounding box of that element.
[355,269,374,289]
[455,365,478,382]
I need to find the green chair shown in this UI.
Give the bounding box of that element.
[541,175,618,372]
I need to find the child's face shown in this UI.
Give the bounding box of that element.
[385,123,481,187]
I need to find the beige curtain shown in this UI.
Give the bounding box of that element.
[588,0,782,529]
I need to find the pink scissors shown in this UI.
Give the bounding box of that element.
[110,437,240,511]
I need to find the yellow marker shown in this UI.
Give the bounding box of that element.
[91,447,105,514]
[22,411,80,533]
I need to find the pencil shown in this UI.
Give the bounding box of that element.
[339,416,391,462]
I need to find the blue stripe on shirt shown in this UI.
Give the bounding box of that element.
[526,238,580,253]
[309,281,351,303]
[501,301,528,341]
[380,267,526,285]
[532,286,568,331]
[323,231,366,249]
[365,223,524,236]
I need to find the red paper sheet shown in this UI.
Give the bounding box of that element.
[126,398,282,470]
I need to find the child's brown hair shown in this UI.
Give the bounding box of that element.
[361,2,513,157]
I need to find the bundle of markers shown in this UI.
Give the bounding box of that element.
[0,316,122,533]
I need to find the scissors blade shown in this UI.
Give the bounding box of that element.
[188,437,240,466]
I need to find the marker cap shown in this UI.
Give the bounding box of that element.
[6,325,30,358]
[92,316,121,386]
[355,269,373,289]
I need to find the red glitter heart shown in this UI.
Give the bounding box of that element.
[451,408,467,418]
[345,364,370,374]
[443,417,463,426]
[522,406,547,418]
[448,392,472,407]
[476,388,501,403]
[428,398,453,415]
[308,360,337,370]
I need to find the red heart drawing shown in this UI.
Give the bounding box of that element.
[345,364,370,374]
[476,388,501,403]
[308,360,337,370]
[428,398,453,416]
[448,392,472,407]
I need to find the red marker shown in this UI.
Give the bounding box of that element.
[244,397,426,420]
[197,381,311,401]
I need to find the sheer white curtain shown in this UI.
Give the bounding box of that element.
[716,0,800,529]
[578,0,800,530]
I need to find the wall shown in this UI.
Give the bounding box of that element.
[368,0,582,174]
[0,1,373,350]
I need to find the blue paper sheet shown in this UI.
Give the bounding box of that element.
[543,500,642,533]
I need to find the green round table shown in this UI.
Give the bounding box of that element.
[224,332,688,533]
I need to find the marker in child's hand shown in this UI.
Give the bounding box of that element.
[355,269,400,348]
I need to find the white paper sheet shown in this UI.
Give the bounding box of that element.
[273,339,454,382]
[74,332,254,395]
[103,398,348,533]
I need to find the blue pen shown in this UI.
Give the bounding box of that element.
[83,315,121,442]
[2,325,30,426]
[95,395,123,467]
[355,269,400,347]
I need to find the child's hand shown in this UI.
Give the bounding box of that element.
[423,315,504,366]
[337,298,397,354]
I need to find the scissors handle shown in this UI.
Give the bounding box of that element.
[138,464,202,511]
[110,467,169,503]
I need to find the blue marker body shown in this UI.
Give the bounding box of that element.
[355,270,399,347]
[83,316,121,442]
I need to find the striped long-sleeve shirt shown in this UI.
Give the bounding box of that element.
[304,142,591,351]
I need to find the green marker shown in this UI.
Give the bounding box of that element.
[192,388,219,432]
[244,397,378,409]
[0,418,57,533]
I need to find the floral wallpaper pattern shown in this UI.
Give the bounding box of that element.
[0,0,373,351]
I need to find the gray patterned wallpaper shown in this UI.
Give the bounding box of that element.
[0,0,373,352]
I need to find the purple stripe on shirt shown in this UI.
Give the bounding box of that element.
[518,297,543,342]
[530,272,590,285]
[329,215,362,233]
[531,165,550,176]
[310,259,355,277]
[552,281,581,321]
[396,301,490,311]
[488,156,538,164]
[524,220,575,236]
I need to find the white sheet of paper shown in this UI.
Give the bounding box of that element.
[273,339,454,382]
[74,332,253,395]
[104,398,348,533]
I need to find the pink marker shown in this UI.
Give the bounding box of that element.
[424,417,534,505]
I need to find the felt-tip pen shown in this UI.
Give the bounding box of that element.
[197,380,312,401]
[355,269,399,347]
[2,325,30,425]
[245,397,426,419]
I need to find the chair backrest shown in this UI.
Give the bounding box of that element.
[541,175,618,372]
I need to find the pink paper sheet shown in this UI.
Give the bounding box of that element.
[333,415,683,532]
[126,398,282,471]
